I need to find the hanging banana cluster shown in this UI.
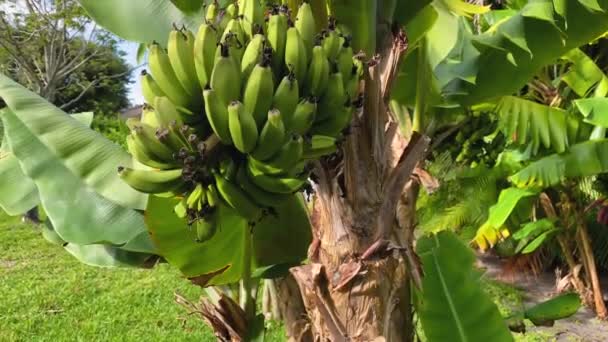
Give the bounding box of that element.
[119,0,363,242]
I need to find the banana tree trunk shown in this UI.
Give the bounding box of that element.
[282,28,429,337]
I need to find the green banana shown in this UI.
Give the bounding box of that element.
[273,72,299,128]
[141,105,161,128]
[289,97,316,134]
[213,171,261,220]
[194,23,218,89]
[240,32,265,82]
[203,88,232,144]
[148,42,191,109]
[228,100,259,153]
[196,211,217,243]
[246,160,307,194]
[336,36,354,81]
[174,197,188,218]
[303,134,338,159]
[154,96,184,127]
[206,184,220,207]
[345,66,361,102]
[131,124,175,162]
[322,20,343,61]
[267,8,288,75]
[295,1,316,52]
[265,134,303,170]
[140,70,166,105]
[118,167,183,194]
[219,157,238,181]
[220,18,246,63]
[242,57,275,127]
[239,0,264,40]
[305,44,330,97]
[206,0,219,23]
[312,101,353,136]
[211,43,242,107]
[127,135,176,170]
[251,109,286,161]
[237,164,290,207]
[226,3,238,18]
[168,29,200,97]
[284,23,308,84]
[187,183,205,208]
[317,70,346,122]
[248,155,288,176]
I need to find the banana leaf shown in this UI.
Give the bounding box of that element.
[0,74,150,247]
[146,194,311,286]
[417,231,513,342]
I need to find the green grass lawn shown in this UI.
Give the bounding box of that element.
[1,210,552,341]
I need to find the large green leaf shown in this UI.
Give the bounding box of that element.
[0,74,146,210]
[417,231,513,342]
[495,96,579,154]
[145,195,311,285]
[573,98,608,127]
[561,49,608,98]
[511,139,608,187]
[438,0,608,105]
[0,112,93,216]
[77,0,206,46]
[487,187,538,228]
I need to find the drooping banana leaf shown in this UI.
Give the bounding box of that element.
[511,139,608,187]
[512,219,559,254]
[495,96,581,154]
[0,111,93,216]
[0,74,150,247]
[573,98,608,127]
[561,49,608,98]
[145,195,311,286]
[438,0,608,105]
[417,231,513,342]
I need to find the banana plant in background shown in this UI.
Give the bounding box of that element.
[1,0,607,341]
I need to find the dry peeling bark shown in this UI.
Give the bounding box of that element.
[280,29,431,341]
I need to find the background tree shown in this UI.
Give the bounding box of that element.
[0,0,132,113]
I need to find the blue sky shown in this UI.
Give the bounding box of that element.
[121,41,146,106]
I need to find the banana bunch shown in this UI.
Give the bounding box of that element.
[120,0,363,242]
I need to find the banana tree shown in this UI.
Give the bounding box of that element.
[1,0,608,341]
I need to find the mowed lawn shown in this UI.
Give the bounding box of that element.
[0,211,215,341]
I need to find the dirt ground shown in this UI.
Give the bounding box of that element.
[478,254,608,342]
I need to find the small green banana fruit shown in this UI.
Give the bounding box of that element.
[228,100,259,153]
[312,101,353,137]
[148,42,191,109]
[187,183,205,209]
[211,43,242,107]
[205,0,219,23]
[236,164,289,208]
[174,197,188,218]
[214,171,261,220]
[264,134,303,171]
[267,8,288,75]
[220,18,246,63]
[241,31,265,83]
[153,96,184,127]
[289,97,317,135]
[141,105,161,128]
[242,57,275,127]
[168,29,201,97]
[203,88,232,144]
[131,124,175,163]
[194,23,218,89]
[140,70,166,105]
[322,20,342,61]
[336,36,354,82]
[246,161,307,194]
[273,72,299,128]
[305,44,330,97]
[219,157,238,181]
[118,167,183,194]
[284,22,308,84]
[251,109,286,161]
[239,0,264,40]
[303,135,338,159]
[206,184,220,207]
[317,70,346,122]
[196,210,218,243]
[295,1,316,53]
[127,135,176,170]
